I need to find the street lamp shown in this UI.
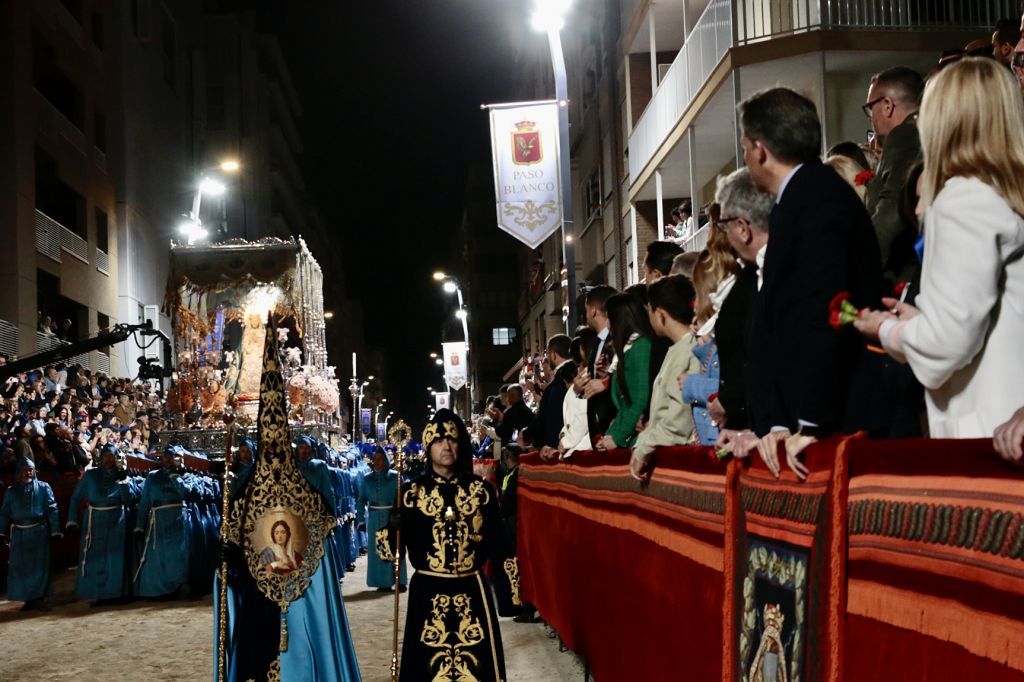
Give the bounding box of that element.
[532,0,577,333]
[432,272,473,411]
[180,161,240,246]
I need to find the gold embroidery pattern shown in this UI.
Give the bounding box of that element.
[421,593,484,682]
[375,528,395,563]
[422,420,459,446]
[503,558,521,607]
[406,479,490,574]
[227,318,335,637]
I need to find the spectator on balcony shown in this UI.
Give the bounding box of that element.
[668,200,695,243]
[495,384,533,445]
[864,66,925,285]
[597,292,653,451]
[643,240,683,283]
[530,334,572,458]
[577,285,618,441]
[993,18,1021,67]
[855,58,1024,439]
[735,87,882,477]
[58,319,73,342]
[39,315,56,337]
[630,275,700,480]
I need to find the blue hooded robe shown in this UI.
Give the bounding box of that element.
[67,446,138,599]
[357,448,407,588]
[0,458,61,601]
[134,449,199,597]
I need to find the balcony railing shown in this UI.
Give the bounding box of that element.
[35,209,89,265]
[96,248,110,274]
[35,209,63,263]
[737,0,1018,44]
[628,0,732,182]
[0,319,18,359]
[680,223,711,253]
[628,0,1011,183]
[36,331,90,369]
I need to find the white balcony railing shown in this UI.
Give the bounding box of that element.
[628,0,1012,183]
[35,209,63,263]
[96,350,110,375]
[0,319,18,359]
[628,0,732,182]
[36,331,90,369]
[96,248,110,273]
[60,223,89,263]
[680,223,711,254]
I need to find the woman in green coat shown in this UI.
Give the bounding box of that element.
[598,290,655,450]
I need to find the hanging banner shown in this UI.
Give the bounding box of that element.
[434,392,451,411]
[442,341,468,391]
[360,408,372,435]
[376,422,386,441]
[489,101,563,248]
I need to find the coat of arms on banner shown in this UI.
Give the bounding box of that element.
[512,121,542,165]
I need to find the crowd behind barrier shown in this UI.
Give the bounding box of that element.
[516,439,1024,681]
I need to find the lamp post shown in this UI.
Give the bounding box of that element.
[432,272,475,414]
[532,1,577,332]
[179,160,240,245]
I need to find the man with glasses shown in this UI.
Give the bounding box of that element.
[863,66,923,285]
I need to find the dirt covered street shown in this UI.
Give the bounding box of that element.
[0,558,582,681]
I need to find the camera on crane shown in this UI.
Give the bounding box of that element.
[137,356,166,380]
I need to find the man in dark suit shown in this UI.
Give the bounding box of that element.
[576,285,618,440]
[736,88,882,478]
[864,66,923,285]
[530,334,572,456]
[495,384,534,444]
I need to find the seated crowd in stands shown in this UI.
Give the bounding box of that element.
[0,358,174,476]
[471,50,1024,479]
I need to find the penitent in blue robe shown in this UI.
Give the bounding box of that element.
[214,456,361,681]
[134,468,198,597]
[357,469,406,588]
[0,479,60,601]
[67,468,137,600]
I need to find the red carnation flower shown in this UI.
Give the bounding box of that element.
[855,169,875,187]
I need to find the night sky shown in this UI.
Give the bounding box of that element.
[257,1,533,428]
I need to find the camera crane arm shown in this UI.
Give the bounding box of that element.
[0,322,169,380]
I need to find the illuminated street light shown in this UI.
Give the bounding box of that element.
[368,375,375,380]
[454,309,468,321]
[429,352,438,359]
[323,311,335,320]
[432,271,447,281]
[199,177,226,196]
[531,0,577,333]
[442,280,458,294]
[435,358,443,366]
[531,0,572,32]
[220,159,241,173]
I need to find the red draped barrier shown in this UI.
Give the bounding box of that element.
[517,437,1024,682]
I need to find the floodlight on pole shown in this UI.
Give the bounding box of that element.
[220,159,241,173]
[199,177,227,196]
[531,0,572,32]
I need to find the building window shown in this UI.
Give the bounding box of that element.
[33,30,85,130]
[93,111,106,152]
[91,11,105,49]
[161,7,176,90]
[585,168,601,222]
[492,328,517,346]
[95,208,108,252]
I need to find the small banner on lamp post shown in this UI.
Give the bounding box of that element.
[434,392,451,411]
[488,101,563,248]
[442,341,468,391]
[360,408,372,435]
[376,422,386,441]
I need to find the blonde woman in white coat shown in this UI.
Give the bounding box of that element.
[857,57,1024,438]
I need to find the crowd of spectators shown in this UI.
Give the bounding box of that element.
[470,25,1024,478]
[0,355,173,477]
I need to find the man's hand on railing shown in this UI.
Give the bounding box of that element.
[596,435,617,451]
[993,407,1024,465]
[716,429,758,459]
[538,446,559,462]
[756,430,790,478]
[629,453,652,483]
